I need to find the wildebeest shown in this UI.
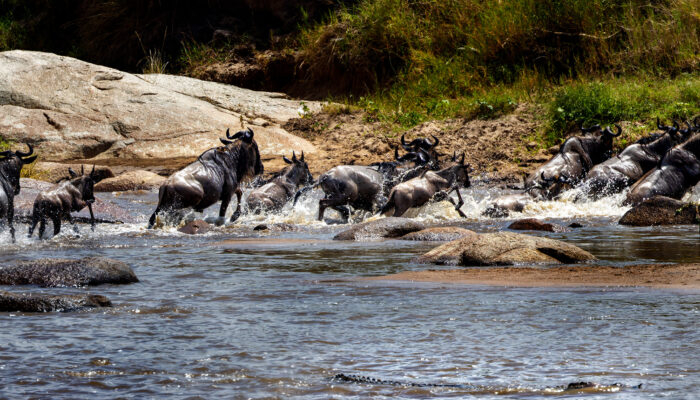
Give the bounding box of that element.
[246,151,312,213]
[576,120,690,200]
[148,128,264,227]
[0,144,37,242]
[380,156,470,218]
[625,133,700,205]
[526,125,621,197]
[312,165,386,221]
[28,165,97,238]
[482,173,571,217]
[400,133,440,162]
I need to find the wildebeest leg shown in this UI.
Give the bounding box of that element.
[7,198,15,243]
[449,188,467,218]
[230,188,243,222]
[148,207,161,229]
[319,195,347,221]
[38,216,47,239]
[568,141,593,172]
[332,205,351,221]
[67,213,79,234]
[28,208,40,238]
[51,213,62,236]
[88,203,96,232]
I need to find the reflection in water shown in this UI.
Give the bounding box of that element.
[0,185,698,398]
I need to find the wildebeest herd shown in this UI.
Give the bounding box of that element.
[1,117,699,241]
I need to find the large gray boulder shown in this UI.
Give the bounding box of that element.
[333,218,426,241]
[0,291,112,312]
[415,231,596,266]
[0,51,318,163]
[0,257,138,287]
[619,196,699,226]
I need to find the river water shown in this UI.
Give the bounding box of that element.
[0,184,698,399]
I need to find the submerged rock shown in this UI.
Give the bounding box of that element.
[95,170,165,192]
[0,257,138,287]
[400,227,477,241]
[508,218,567,232]
[415,231,596,266]
[0,291,112,312]
[619,196,699,226]
[333,218,426,241]
[178,220,212,235]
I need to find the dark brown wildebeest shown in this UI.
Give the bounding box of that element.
[380,155,470,218]
[625,133,700,205]
[247,151,313,213]
[148,128,264,227]
[0,144,37,242]
[28,165,97,238]
[526,124,621,198]
[576,119,693,200]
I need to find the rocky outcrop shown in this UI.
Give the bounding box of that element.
[400,227,477,241]
[0,51,318,164]
[178,220,212,235]
[682,182,700,204]
[415,231,596,266]
[333,218,426,241]
[94,170,165,192]
[0,257,138,287]
[619,196,699,226]
[508,218,567,232]
[0,291,112,312]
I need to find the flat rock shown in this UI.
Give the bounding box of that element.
[0,257,138,287]
[400,227,477,241]
[682,182,700,204]
[0,50,317,163]
[0,291,112,312]
[619,196,699,226]
[508,218,567,232]
[333,218,426,241]
[31,162,114,183]
[95,169,165,192]
[414,231,596,266]
[178,220,212,235]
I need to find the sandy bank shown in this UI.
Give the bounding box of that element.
[366,263,700,289]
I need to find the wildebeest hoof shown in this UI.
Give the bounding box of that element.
[230,211,241,222]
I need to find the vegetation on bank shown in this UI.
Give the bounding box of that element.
[1,0,698,146]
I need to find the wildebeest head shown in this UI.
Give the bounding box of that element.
[67,165,97,203]
[0,144,37,195]
[438,153,470,188]
[401,133,439,152]
[282,151,313,186]
[219,127,264,181]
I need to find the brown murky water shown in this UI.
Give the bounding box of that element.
[0,184,698,398]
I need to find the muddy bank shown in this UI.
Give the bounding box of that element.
[366,263,700,289]
[284,105,547,179]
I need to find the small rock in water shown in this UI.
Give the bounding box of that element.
[253,224,269,231]
[0,291,112,312]
[334,218,426,241]
[568,222,583,228]
[178,220,212,235]
[0,257,138,287]
[619,196,699,226]
[508,218,567,232]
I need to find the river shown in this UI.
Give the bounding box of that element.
[0,184,698,398]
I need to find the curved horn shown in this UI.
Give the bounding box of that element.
[428,134,439,148]
[300,151,304,162]
[226,128,232,139]
[451,151,456,162]
[90,165,96,177]
[68,167,78,178]
[220,138,233,145]
[604,124,622,137]
[459,152,465,165]
[15,143,33,158]
[394,147,400,161]
[581,124,600,133]
[401,133,408,147]
[81,165,85,175]
[657,117,664,131]
[243,128,254,143]
[282,155,292,164]
[0,150,12,158]
[292,151,297,163]
[540,172,556,184]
